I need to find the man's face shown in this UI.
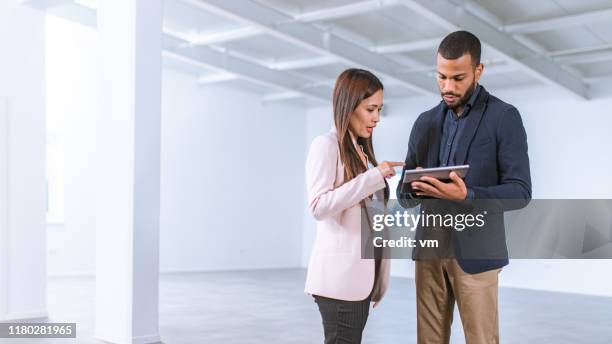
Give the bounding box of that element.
[436,53,483,111]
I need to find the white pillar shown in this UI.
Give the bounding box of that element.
[0,2,48,322]
[94,1,162,343]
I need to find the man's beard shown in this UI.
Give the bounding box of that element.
[441,78,476,112]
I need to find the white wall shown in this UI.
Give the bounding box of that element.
[159,70,307,272]
[301,107,332,266]
[0,1,48,320]
[484,85,612,297]
[46,16,308,275]
[301,85,612,297]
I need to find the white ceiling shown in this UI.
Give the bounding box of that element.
[24,0,612,105]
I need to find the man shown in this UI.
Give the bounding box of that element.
[396,31,532,343]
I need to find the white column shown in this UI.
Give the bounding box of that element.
[94,1,162,343]
[0,2,47,322]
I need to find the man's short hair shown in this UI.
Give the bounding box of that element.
[437,30,481,67]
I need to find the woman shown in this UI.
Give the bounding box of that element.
[304,68,403,343]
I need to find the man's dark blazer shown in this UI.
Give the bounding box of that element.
[396,85,532,274]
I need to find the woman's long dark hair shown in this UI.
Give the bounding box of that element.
[333,68,390,204]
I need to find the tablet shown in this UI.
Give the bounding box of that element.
[402,165,469,184]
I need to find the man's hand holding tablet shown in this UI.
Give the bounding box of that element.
[406,165,469,200]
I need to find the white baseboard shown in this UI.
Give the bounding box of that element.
[47,265,305,278]
[159,265,303,275]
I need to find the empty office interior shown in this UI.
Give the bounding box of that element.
[1,0,612,343]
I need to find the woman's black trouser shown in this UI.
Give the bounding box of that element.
[313,295,371,344]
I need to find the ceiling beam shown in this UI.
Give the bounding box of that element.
[552,50,612,65]
[548,43,612,65]
[584,75,612,84]
[197,73,239,84]
[292,0,399,23]
[305,76,416,89]
[73,0,97,10]
[269,56,337,71]
[406,59,517,75]
[19,0,70,9]
[262,91,302,102]
[372,37,441,54]
[549,43,612,58]
[482,63,521,75]
[398,0,588,99]
[188,26,263,47]
[179,0,439,96]
[320,22,378,49]
[21,0,97,27]
[164,33,330,102]
[504,8,612,34]
[163,50,216,72]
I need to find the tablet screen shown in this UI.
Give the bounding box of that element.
[402,165,469,184]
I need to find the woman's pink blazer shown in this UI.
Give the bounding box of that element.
[304,127,390,302]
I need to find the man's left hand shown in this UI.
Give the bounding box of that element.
[411,171,467,200]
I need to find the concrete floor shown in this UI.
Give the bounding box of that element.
[2,268,611,343]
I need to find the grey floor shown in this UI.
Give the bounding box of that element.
[2,268,611,343]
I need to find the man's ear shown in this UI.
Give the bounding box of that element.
[475,63,484,82]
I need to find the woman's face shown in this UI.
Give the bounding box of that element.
[348,89,384,139]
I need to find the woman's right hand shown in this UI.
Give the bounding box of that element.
[377,161,404,179]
